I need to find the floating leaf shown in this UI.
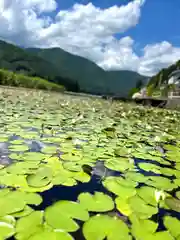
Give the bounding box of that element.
[28,230,73,240]
[83,214,132,240]
[78,192,114,212]
[176,191,180,199]
[130,213,158,240]
[146,176,176,191]
[105,158,134,172]
[12,206,34,218]
[138,162,161,174]
[115,197,132,216]
[0,221,15,239]
[41,146,58,154]
[103,177,136,199]
[164,216,180,238]
[129,195,158,219]
[9,144,29,152]
[145,231,174,240]
[165,197,180,212]
[0,195,25,217]
[45,201,89,232]
[27,167,52,188]
[137,186,158,206]
[16,211,43,239]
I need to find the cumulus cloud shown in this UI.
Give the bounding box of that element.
[0,0,180,76]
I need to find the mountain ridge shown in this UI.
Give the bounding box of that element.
[0,39,147,96]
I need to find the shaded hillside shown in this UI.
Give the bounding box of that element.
[27,47,109,94]
[0,40,78,92]
[0,69,64,91]
[27,47,147,96]
[148,60,180,88]
[0,39,147,96]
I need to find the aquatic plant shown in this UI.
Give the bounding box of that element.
[0,87,179,239]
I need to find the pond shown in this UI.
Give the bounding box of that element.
[0,88,180,240]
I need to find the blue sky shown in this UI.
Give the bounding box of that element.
[56,0,180,53]
[0,0,180,76]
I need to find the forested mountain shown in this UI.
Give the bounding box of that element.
[148,60,180,88]
[0,39,147,96]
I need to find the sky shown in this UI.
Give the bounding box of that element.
[0,0,180,76]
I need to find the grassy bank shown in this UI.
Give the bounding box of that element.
[0,69,65,92]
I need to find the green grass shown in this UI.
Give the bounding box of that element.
[0,69,65,92]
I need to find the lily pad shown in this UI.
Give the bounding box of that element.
[0,195,25,217]
[164,216,180,238]
[45,201,89,232]
[103,177,136,200]
[137,186,158,206]
[176,191,180,199]
[78,192,114,212]
[9,144,29,152]
[130,213,158,240]
[27,167,52,188]
[165,197,180,212]
[115,197,132,216]
[41,146,58,154]
[28,230,73,240]
[105,158,134,172]
[138,162,161,174]
[0,221,15,239]
[128,195,158,219]
[16,211,43,239]
[83,214,132,240]
[146,176,176,191]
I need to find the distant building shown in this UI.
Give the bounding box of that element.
[168,70,180,98]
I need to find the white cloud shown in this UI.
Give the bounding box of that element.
[0,0,180,76]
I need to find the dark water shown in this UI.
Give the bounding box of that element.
[37,175,111,210]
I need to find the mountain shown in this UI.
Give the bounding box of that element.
[0,40,78,91]
[0,39,147,96]
[148,60,180,88]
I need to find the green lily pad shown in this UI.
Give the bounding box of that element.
[130,213,158,240]
[83,214,132,240]
[41,146,58,154]
[78,192,114,212]
[6,161,39,175]
[0,215,16,226]
[137,186,158,207]
[105,158,134,172]
[63,162,82,172]
[146,176,176,191]
[27,167,52,188]
[9,144,29,152]
[165,197,180,212]
[103,177,136,199]
[129,195,158,219]
[61,153,82,162]
[145,231,174,240]
[176,191,180,199]
[125,171,147,183]
[138,162,161,174]
[28,230,73,240]
[12,206,34,218]
[22,152,46,162]
[71,171,90,183]
[10,140,25,145]
[115,197,132,216]
[0,221,15,239]
[16,211,43,239]
[164,216,180,238]
[52,173,77,186]
[45,201,89,232]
